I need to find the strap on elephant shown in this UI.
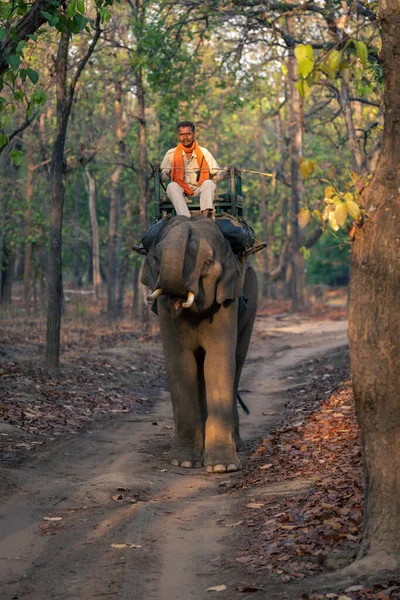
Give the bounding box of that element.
[133,212,266,259]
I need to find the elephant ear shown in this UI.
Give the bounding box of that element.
[141,245,159,290]
[216,247,243,305]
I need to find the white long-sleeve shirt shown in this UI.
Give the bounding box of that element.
[160,145,226,192]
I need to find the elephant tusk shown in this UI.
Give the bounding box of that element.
[147,288,163,303]
[182,291,195,308]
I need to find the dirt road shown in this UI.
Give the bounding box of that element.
[0,314,347,600]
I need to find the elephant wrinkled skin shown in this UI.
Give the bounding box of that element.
[141,216,258,473]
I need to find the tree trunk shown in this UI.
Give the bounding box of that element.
[287,29,306,311]
[72,177,82,287]
[45,14,100,371]
[348,0,400,569]
[23,138,34,313]
[85,167,101,300]
[46,29,71,372]
[132,263,140,321]
[0,238,15,305]
[107,80,126,320]
[339,79,366,173]
[136,70,149,231]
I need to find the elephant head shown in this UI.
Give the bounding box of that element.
[141,216,243,315]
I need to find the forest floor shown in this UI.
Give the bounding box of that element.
[1,292,400,600]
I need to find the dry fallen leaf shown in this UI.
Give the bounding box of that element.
[43,516,63,522]
[235,556,252,564]
[111,543,142,549]
[246,503,265,509]
[259,463,273,470]
[224,521,243,528]
[206,585,227,592]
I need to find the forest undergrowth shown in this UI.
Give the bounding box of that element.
[231,346,400,599]
[1,297,399,597]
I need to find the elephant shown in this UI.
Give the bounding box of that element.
[141,215,258,473]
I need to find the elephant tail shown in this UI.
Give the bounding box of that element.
[237,392,250,415]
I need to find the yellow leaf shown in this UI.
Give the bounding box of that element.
[344,192,354,202]
[335,202,348,227]
[299,158,317,180]
[324,186,336,199]
[312,209,324,222]
[294,44,313,62]
[329,209,340,231]
[328,50,342,76]
[207,585,227,592]
[346,200,361,220]
[322,205,333,221]
[298,207,311,228]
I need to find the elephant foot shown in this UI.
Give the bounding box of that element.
[169,445,203,468]
[204,446,241,474]
[234,433,245,452]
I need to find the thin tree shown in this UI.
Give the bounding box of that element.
[46,15,101,372]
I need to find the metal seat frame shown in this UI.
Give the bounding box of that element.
[152,166,244,219]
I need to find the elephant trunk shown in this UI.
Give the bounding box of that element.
[159,223,190,297]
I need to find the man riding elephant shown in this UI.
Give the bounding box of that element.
[160,120,227,218]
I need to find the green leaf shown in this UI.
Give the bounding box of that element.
[7,54,20,70]
[10,149,23,166]
[327,50,342,79]
[0,133,8,148]
[355,40,368,68]
[13,90,25,102]
[74,14,89,31]
[31,88,47,105]
[295,44,314,79]
[16,40,26,54]
[41,10,59,26]
[300,246,311,261]
[26,68,39,84]
[67,0,77,17]
[100,6,110,23]
[77,0,85,14]
[0,28,6,42]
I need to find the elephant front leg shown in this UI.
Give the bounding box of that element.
[163,346,204,468]
[203,342,241,473]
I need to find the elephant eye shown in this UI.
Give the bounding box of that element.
[203,258,213,270]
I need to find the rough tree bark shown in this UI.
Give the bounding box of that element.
[348,0,400,571]
[287,21,306,311]
[85,167,101,301]
[46,29,70,371]
[23,138,34,313]
[46,15,101,371]
[107,80,125,320]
